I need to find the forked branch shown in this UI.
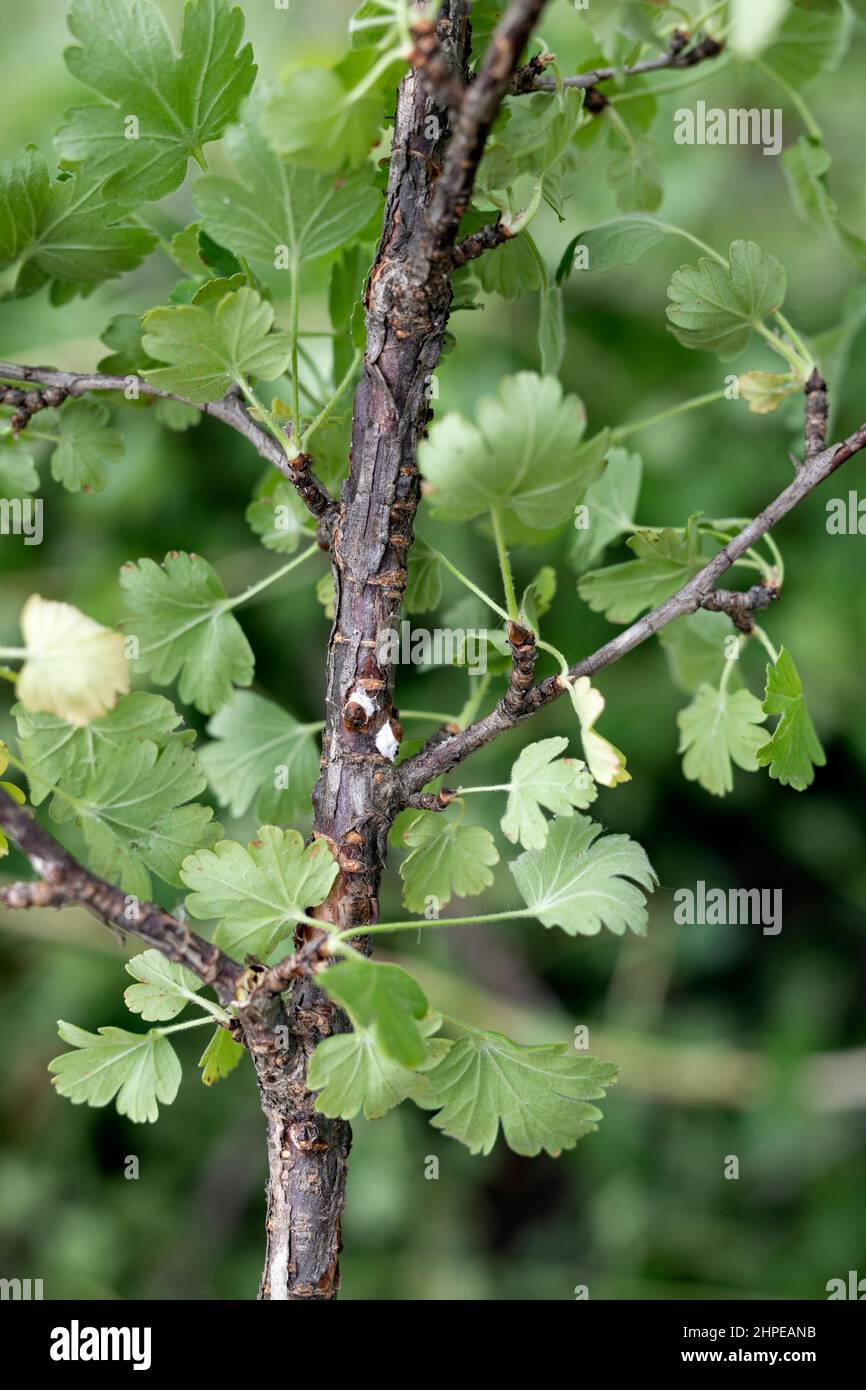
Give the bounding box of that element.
[0,360,338,531]
[399,415,866,797]
[0,787,245,1007]
[517,30,725,94]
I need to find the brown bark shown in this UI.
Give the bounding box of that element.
[253,0,473,1302]
[0,788,243,1007]
[255,0,553,1302]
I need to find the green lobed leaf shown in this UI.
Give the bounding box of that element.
[98,312,156,376]
[677,684,767,797]
[578,515,706,623]
[780,135,866,273]
[57,0,256,204]
[43,399,124,493]
[762,0,847,84]
[417,1025,618,1156]
[318,953,430,1068]
[557,214,669,282]
[500,737,597,850]
[120,550,254,714]
[520,564,556,633]
[666,240,787,361]
[142,287,292,404]
[0,146,156,300]
[0,438,39,495]
[812,286,866,432]
[728,0,790,59]
[498,88,584,177]
[419,373,606,529]
[14,691,192,807]
[476,229,545,300]
[349,2,400,49]
[246,478,315,555]
[198,1026,244,1085]
[48,738,221,898]
[199,689,320,823]
[658,610,737,694]
[399,810,500,914]
[181,825,339,961]
[466,0,504,53]
[123,949,204,1022]
[578,1,663,61]
[194,108,380,269]
[309,1013,447,1122]
[329,244,366,381]
[607,131,662,214]
[49,1020,181,1123]
[403,537,442,615]
[510,814,657,937]
[756,647,826,790]
[538,285,565,376]
[569,447,642,573]
[261,50,390,172]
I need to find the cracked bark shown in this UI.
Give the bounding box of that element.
[254,0,474,1303]
[256,0,551,1303]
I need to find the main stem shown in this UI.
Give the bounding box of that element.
[253,1,472,1302]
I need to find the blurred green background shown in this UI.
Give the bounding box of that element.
[1,0,865,1300]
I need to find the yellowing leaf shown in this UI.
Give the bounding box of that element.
[15,595,129,727]
[0,740,25,859]
[562,675,630,788]
[737,369,800,415]
[198,1026,244,1085]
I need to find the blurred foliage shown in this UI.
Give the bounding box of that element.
[1,0,865,1300]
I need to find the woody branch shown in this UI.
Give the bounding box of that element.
[0,361,338,532]
[0,786,245,1007]
[398,408,866,799]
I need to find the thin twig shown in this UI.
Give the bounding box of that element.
[520,33,725,94]
[399,417,866,796]
[452,217,513,266]
[424,0,551,253]
[0,787,244,1007]
[0,360,338,531]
